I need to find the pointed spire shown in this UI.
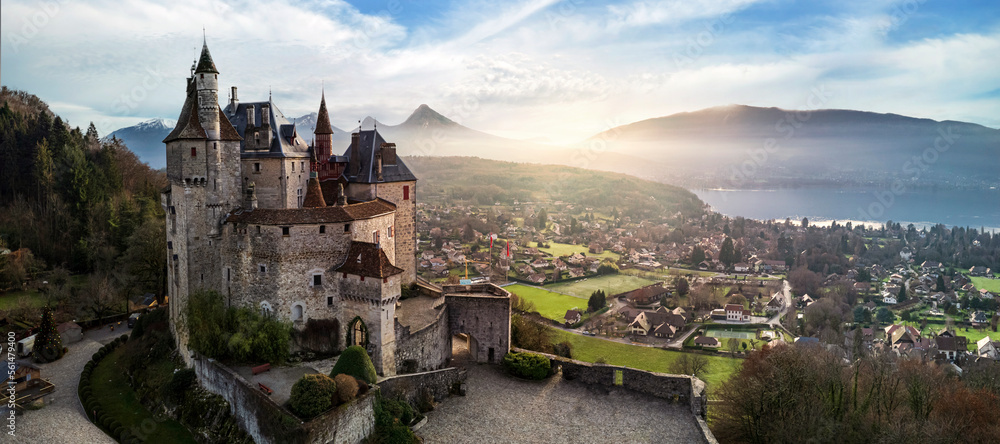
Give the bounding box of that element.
[194,34,219,74]
[315,87,334,135]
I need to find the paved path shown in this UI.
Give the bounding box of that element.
[8,326,121,444]
[418,363,705,443]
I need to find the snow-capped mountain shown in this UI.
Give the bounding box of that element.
[106,118,175,169]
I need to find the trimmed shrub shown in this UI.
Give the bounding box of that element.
[289,374,337,419]
[502,352,551,380]
[333,373,359,404]
[330,345,377,384]
[356,378,369,395]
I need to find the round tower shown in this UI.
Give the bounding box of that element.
[195,38,221,140]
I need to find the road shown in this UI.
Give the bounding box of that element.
[765,280,793,327]
[10,324,122,443]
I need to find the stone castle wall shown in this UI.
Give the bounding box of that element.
[374,181,416,284]
[394,303,452,373]
[193,354,376,444]
[378,367,466,408]
[445,285,511,364]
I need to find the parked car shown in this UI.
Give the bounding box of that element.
[127,313,140,328]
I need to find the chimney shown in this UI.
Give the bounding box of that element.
[230,86,238,110]
[247,105,254,127]
[337,183,347,206]
[376,153,383,181]
[350,132,361,177]
[244,182,258,209]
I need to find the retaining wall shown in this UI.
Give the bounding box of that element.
[378,367,467,408]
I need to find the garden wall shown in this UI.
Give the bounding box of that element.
[378,367,467,408]
[193,354,376,444]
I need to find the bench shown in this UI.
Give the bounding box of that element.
[251,363,271,375]
[258,382,273,396]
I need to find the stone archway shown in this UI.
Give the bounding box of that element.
[450,333,481,363]
[346,316,369,348]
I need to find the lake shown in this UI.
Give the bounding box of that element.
[693,188,1000,232]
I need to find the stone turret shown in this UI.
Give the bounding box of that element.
[194,38,220,140]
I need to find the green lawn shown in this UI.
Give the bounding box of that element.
[535,242,620,261]
[546,328,739,391]
[547,274,657,298]
[91,347,198,443]
[623,268,717,279]
[0,290,50,310]
[899,318,996,351]
[970,276,1000,293]
[506,284,587,321]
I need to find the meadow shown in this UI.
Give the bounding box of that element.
[969,276,1000,293]
[535,242,620,261]
[546,327,739,391]
[546,274,658,298]
[506,284,587,321]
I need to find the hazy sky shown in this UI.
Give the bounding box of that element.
[2,0,998,143]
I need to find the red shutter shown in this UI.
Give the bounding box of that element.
[191,147,197,157]
[403,185,409,200]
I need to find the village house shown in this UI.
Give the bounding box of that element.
[977,336,999,359]
[617,283,669,307]
[693,336,720,348]
[725,304,751,322]
[564,310,581,326]
[627,307,687,338]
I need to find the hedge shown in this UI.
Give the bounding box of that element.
[502,351,551,380]
[78,333,129,435]
[330,345,377,384]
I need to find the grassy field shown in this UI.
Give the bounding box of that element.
[91,347,198,443]
[0,290,49,310]
[899,319,997,351]
[547,274,658,298]
[546,328,739,391]
[506,284,587,321]
[535,242,620,261]
[970,276,1000,293]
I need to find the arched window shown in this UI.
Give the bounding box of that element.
[292,304,303,321]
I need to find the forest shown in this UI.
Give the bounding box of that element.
[0,87,167,328]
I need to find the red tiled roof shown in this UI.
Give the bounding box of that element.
[335,241,403,278]
[302,177,327,208]
[226,199,394,225]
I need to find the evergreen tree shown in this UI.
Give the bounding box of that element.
[587,290,606,312]
[33,306,64,363]
[690,246,706,265]
[936,275,946,292]
[898,285,908,302]
[719,237,736,267]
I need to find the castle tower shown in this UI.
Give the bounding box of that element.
[314,90,334,161]
[162,38,243,365]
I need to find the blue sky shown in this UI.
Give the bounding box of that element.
[2,0,998,144]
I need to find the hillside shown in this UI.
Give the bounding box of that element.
[404,156,705,222]
[585,104,1000,189]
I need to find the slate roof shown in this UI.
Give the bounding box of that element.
[226,199,394,225]
[315,92,333,135]
[343,129,417,183]
[694,336,720,347]
[164,78,241,143]
[195,41,219,74]
[335,241,404,278]
[223,100,311,158]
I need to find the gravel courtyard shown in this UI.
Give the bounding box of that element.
[418,362,706,444]
[9,326,121,444]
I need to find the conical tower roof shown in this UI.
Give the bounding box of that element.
[195,39,219,74]
[315,91,334,135]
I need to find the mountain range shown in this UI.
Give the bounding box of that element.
[109,104,1000,191]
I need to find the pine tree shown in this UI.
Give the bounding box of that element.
[33,306,64,363]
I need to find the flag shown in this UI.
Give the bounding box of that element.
[489,235,494,250]
[506,240,511,258]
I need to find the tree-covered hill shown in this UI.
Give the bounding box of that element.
[0,86,166,304]
[405,156,705,222]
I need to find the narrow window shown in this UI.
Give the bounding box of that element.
[319,225,326,234]
[373,230,379,244]
[327,297,333,306]
[213,142,217,150]
[403,185,410,200]
[282,227,290,236]
[292,162,295,172]
[191,147,197,157]
[313,274,322,286]
[344,223,351,232]
[172,254,178,262]
[259,264,266,273]
[254,163,260,172]
[167,241,173,249]
[389,227,394,238]
[256,225,261,234]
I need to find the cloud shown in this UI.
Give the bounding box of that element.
[606,0,762,29]
[447,53,611,106]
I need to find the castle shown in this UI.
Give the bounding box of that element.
[163,39,509,376]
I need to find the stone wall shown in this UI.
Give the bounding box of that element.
[445,284,511,364]
[511,348,714,442]
[193,354,378,444]
[394,304,451,373]
[378,367,466,408]
[373,181,416,285]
